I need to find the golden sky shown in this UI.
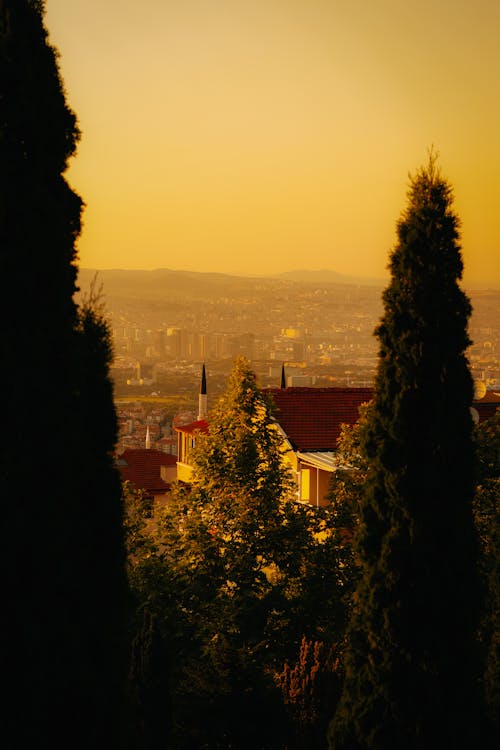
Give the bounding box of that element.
[45,0,500,286]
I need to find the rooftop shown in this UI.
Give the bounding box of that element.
[264,387,372,451]
[117,448,176,494]
[173,386,499,455]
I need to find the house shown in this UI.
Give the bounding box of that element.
[175,384,370,505]
[174,364,371,503]
[263,386,372,506]
[116,447,177,505]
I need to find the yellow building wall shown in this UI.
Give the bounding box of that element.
[176,462,194,483]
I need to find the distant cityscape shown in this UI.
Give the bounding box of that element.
[76,269,500,454]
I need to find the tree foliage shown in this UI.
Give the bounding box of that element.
[326,403,372,583]
[1,4,129,747]
[126,357,352,748]
[329,155,489,749]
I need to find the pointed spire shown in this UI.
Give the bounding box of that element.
[280,362,286,389]
[198,363,208,420]
[145,424,151,450]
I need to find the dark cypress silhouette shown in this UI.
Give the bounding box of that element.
[0,2,129,747]
[329,155,489,749]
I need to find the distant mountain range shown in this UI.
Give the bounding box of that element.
[76,267,498,302]
[76,267,386,301]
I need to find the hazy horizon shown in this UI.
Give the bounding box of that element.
[47,0,500,286]
[76,265,500,291]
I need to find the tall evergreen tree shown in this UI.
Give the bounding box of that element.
[0,3,129,747]
[329,155,489,749]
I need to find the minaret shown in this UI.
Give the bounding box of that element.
[197,363,207,420]
[145,424,151,449]
[280,362,286,389]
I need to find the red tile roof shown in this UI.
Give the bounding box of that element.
[264,387,373,451]
[266,387,498,451]
[117,448,176,494]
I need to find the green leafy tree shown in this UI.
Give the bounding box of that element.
[158,358,311,748]
[326,404,372,585]
[1,4,129,747]
[128,357,351,748]
[329,155,489,749]
[189,356,299,604]
[185,357,350,662]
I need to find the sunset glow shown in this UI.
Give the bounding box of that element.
[46,0,500,286]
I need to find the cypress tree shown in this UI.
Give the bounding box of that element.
[329,155,488,749]
[0,3,129,747]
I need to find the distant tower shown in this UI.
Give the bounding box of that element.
[197,363,208,420]
[145,424,151,450]
[280,362,286,389]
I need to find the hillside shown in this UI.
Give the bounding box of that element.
[75,267,384,304]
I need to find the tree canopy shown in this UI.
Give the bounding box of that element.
[126,358,352,748]
[329,154,489,749]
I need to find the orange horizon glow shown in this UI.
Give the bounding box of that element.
[45,0,500,287]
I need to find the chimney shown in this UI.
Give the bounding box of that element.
[280,362,286,389]
[197,363,208,420]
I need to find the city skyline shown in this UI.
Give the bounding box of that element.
[46,0,500,286]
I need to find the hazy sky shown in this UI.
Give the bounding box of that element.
[45,0,500,286]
